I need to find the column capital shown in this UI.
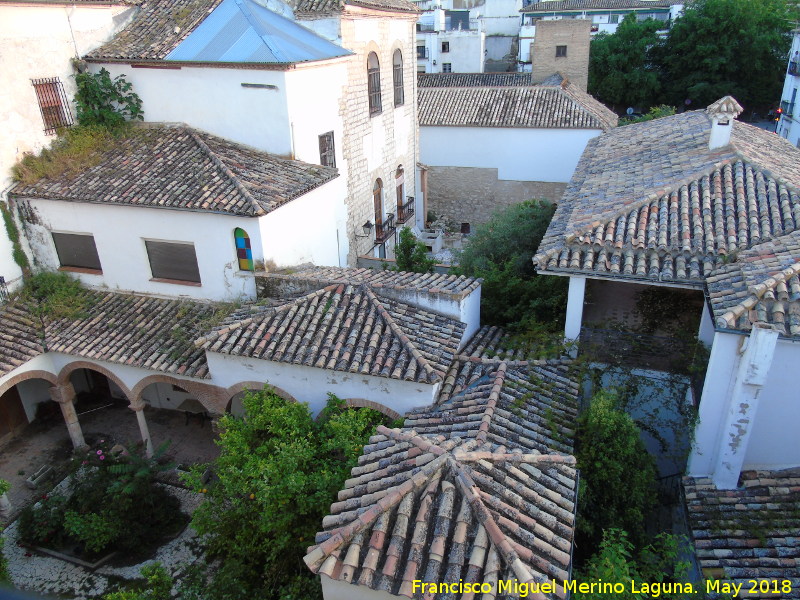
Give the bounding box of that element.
[129,402,146,412]
[49,382,76,405]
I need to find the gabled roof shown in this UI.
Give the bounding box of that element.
[85,0,223,62]
[265,266,482,298]
[197,283,465,383]
[304,358,579,597]
[0,291,215,380]
[417,72,535,88]
[164,0,350,63]
[10,125,338,217]
[534,102,800,287]
[293,0,418,17]
[707,230,800,337]
[418,78,618,131]
[683,470,800,590]
[520,0,678,12]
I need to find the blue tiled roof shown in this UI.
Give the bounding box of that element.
[166,0,351,63]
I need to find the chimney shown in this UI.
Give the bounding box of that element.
[706,96,743,150]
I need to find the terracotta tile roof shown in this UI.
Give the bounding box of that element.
[458,325,528,361]
[0,291,215,380]
[0,303,45,380]
[305,359,579,596]
[417,72,535,88]
[10,125,338,217]
[707,231,800,337]
[535,103,800,287]
[520,0,678,12]
[418,80,617,131]
[271,266,483,298]
[683,470,800,597]
[198,283,465,383]
[293,0,418,15]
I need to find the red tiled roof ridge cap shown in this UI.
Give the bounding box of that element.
[717,260,800,328]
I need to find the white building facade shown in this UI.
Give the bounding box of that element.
[776,30,800,147]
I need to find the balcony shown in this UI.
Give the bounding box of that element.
[375,213,396,244]
[396,196,415,224]
[790,61,800,76]
[782,100,795,117]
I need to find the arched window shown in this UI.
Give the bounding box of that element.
[393,49,404,107]
[373,179,384,228]
[367,52,382,116]
[395,166,404,209]
[234,228,254,271]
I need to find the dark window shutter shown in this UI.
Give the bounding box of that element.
[145,241,201,283]
[52,233,102,271]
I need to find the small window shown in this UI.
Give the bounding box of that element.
[145,240,201,284]
[367,52,382,116]
[32,78,73,135]
[609,14,620,23]
[52,232,101,272]
[393,49,404,107]
[442,63,452,73]
[441,41,450,53]
[234,228,254,271]
[318,131,336,168]
[556,45,567,57]
[416,45,427,59]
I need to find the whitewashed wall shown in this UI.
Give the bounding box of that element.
[420,125,601,182]
[776,31,800,147]
[21,198,261,301]
[688,332,800,475]
[97,64,295,155]
[257,178,347,268]
[0,2,135,290]
[207,352,439,417]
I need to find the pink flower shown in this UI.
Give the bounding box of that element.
[99,456,105,460]
[82,461,88,465]
[96,450,103,455]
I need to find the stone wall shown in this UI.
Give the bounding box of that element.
[426,165,567,227]
[531,19,591,91]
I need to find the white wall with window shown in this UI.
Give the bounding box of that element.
[776,31,800,147]
[0,0,135,292]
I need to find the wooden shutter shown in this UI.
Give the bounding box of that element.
[52,233,102,271]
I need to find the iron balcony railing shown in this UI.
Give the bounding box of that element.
[375,213,396,244]
[396,196,415,224]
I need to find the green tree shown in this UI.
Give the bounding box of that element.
[394,226,435,273]
[619,105,676,126]
[454,200,567,329]
[589,14,664,111]
[74,67,144,129]
[575,391,657,551]
[186,389,392,598]
[103,563,172,600]
[660,0,797,112]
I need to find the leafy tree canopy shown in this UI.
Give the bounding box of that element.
[588,14,664,110]
[660,0,797,112]
[453,200,567,330]
[394,226,435,273]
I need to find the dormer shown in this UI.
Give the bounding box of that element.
[706,96,744,150]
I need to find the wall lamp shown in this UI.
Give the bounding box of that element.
[356,221,374,238]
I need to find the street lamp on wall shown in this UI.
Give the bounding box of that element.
[356,221,374,238]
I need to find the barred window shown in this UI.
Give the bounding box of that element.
[368,52,382,116]
[145,240,201,284]
[318,131,336,168]
[442,63,452,73]
[52,232,102,272]
[393,50,404,107]
[32,78,73,135]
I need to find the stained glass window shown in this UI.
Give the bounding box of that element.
[234,228,254,271]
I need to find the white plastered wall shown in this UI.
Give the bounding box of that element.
[97,64,294,156]
[20,198,261,301]
[0,2,135,290]
[688,332,800,476]
[206,352,439,417]
[420,126,601,182]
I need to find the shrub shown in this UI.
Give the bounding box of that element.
[575,391,657,551]
[394,226,434,273]
[20,271,91,323]
[453,200,567,329]
[74,68,143,129]
[103,563,172,600]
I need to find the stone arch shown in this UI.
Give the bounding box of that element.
[342,398,402,420]
[0,370,58,399]
[131,374,227,415]
[224,382,297,414]
[57,361,133,403]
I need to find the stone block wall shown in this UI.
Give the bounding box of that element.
[531,19,591,91]
[426,165,567,227]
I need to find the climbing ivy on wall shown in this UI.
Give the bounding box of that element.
[1,201,29,273]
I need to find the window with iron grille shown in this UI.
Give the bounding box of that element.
[367,52,382,116]
[442,63,452,73]
[393,50,404,107]
[145,240,201,284]
[52,232,102,271]
[31,78,73,135]
[318,131,336,168]
[556,45,568,57]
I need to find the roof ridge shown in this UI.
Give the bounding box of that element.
[363,285,440,383]
[717,260,800,328]
[187,129,266,216]
[476,362,507,442]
